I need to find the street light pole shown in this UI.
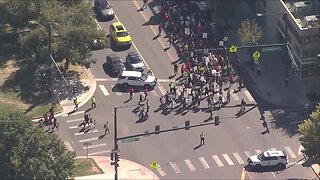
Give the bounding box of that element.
[113,106,119,180]
[284,12,289,88]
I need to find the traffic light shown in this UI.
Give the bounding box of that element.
[115,152,120,162]
[111,151,114,161]
[155,125,160,135]
[214,116,220,126]
[185,121,190,130]
[72,85,77,94]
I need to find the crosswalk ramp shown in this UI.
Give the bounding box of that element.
[153,146,303,176]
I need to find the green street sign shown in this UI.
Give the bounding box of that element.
[229,45,237,53]
[253,51,261,61]
[262,46,282,52]
[121,137,140,143]
[150,161,158,170]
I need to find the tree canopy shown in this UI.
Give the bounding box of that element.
[298,103,320,164]
[0,111,76,179]
[237,19,263,46]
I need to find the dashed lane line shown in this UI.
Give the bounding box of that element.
[66,118,84,123]
[82,143,107,149]
[244,151,251,158]
[169,162,181,174]
[88,150,111,156]
[222,154,234,166]
[231,93,240,101]
[212,155,224,167]
[184,159,195,171]
[285,146,297,159]
[199,157,210,169]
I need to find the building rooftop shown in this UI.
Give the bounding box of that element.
[283,0,320,29]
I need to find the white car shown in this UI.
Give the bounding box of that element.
[117,71,157,89]
[247,150,288,168]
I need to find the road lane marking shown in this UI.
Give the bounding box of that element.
[99,85,110,96]
[298,145,304,155]
[199,157,210,169]
[95,78,117,82]
[69,125,80,129]
[169,162,181,173]
[88,150,111,156]
[62,110,85,117]
[222,154,234,165]
[79,137,99,143]
[244,90,254,101]
[285,146,297,158]
[64,141,74,151]
[270,148,277,151]
[157,164,166,176]
[233,153,244,164]
[82,143,106,149]
[241,168,246,180]
[212,155,224,167]
[66,118,84,123]
[255,150,262,154]
[184,159,195,171]
[75,129,98,136]
[157,79,174,82]
[231,93,240,101]
[157,84,166,95]
[244,151,251,158]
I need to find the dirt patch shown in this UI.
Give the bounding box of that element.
[73,158,103,177]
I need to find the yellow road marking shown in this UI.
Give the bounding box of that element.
[132,0,174,62]
[241,168,246,180]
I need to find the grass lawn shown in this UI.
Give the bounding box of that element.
[72,158,103,178]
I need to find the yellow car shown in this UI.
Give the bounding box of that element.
[109,21,132,47]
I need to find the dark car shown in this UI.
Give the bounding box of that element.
[94,0,115,21]
[106,54,126,76]
[126,52,145,71]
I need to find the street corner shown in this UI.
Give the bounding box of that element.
[120,159,160,180]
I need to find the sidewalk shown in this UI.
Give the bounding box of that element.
[74,156,159,180]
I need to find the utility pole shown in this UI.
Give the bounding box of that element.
[113,106,119,180]
[284,12,289,88]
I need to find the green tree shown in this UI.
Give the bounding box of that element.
[0,111,76,179]
[237,19,263,46]
[298,103,320,164]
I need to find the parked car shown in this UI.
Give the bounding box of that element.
[117,71,157,90]
[94,0,115,20]
[106,54,126,76]
[109,21,132,48]
[126,52,144,71]
[247,150,288,169]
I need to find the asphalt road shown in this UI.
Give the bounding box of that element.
[56,0,316,179]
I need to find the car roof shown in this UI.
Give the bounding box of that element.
[264,150,287,157]
[112,22,127,32]
[120,71,142,77]
[107,54,122,61]
[128,52,139,57]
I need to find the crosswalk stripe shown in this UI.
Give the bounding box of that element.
[82,143,106,149]
[79,137,99,143]
[88,150,111,156]
[233,153,244,164]
[270,148,277,151]
[99,85,110,96]
[231,93,240,101]
[112,85,122,96]
[69,125,80,129]
[75,129,98,136]
[212,155,224,167]
[66,118,84,123]
[199,157,210,169]
[244,151,251,158]
[157,165,166,176]
[151,90,159,97]
[169,162,181,173]
[298,145,304,155]
[184,159,195,171]
[222,154,234,165]
[62,110,85,117]
[157,79,173,82]
[255,150,262,154]
[95,78,117,82]
[244,90,254,101]
[285,146,297,158]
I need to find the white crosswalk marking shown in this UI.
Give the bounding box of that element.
[75,129,98,136]
[151,90,159,97]
[62,110,85,117]
[298,145,304,155]
[169,162,181,173]
[99,85,110,96]
[95,78,117,82]
[255,150,262,154]
[88,150,110,156]
[212,155,224,167]
[69,125,80,129]
[184,159,195,171]
[231,93,240,101]
[270,148,277,151]
[244,90,254,101]
[82,143,107,149]
[285,146,297,158]
[233,153,244,164]
[244,151,251,158]
[157,165,166,176]
[222,154,234,165]
[66,118,84,123]
[199,157,210,169]
[79,137,99,143]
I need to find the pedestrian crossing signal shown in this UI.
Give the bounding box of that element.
[214,116,220,126]
[185,121,190,130]
[155,125,160,135]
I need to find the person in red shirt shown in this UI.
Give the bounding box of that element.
[129,87,135,99]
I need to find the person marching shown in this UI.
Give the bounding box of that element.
[200,132,205,145]
[226,90,231,103]
[91,96,96,109]
[129,86,135,100]
[51,118,59,131]
[74,97,79,111]
[173,63,178,76]
[240,99,246,112]
[157,22,163,37]
[104,121,110,134]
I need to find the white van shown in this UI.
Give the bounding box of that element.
[117,71,157,89]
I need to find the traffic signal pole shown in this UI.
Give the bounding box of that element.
[284,12,289,88]
[113,106,119,180]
